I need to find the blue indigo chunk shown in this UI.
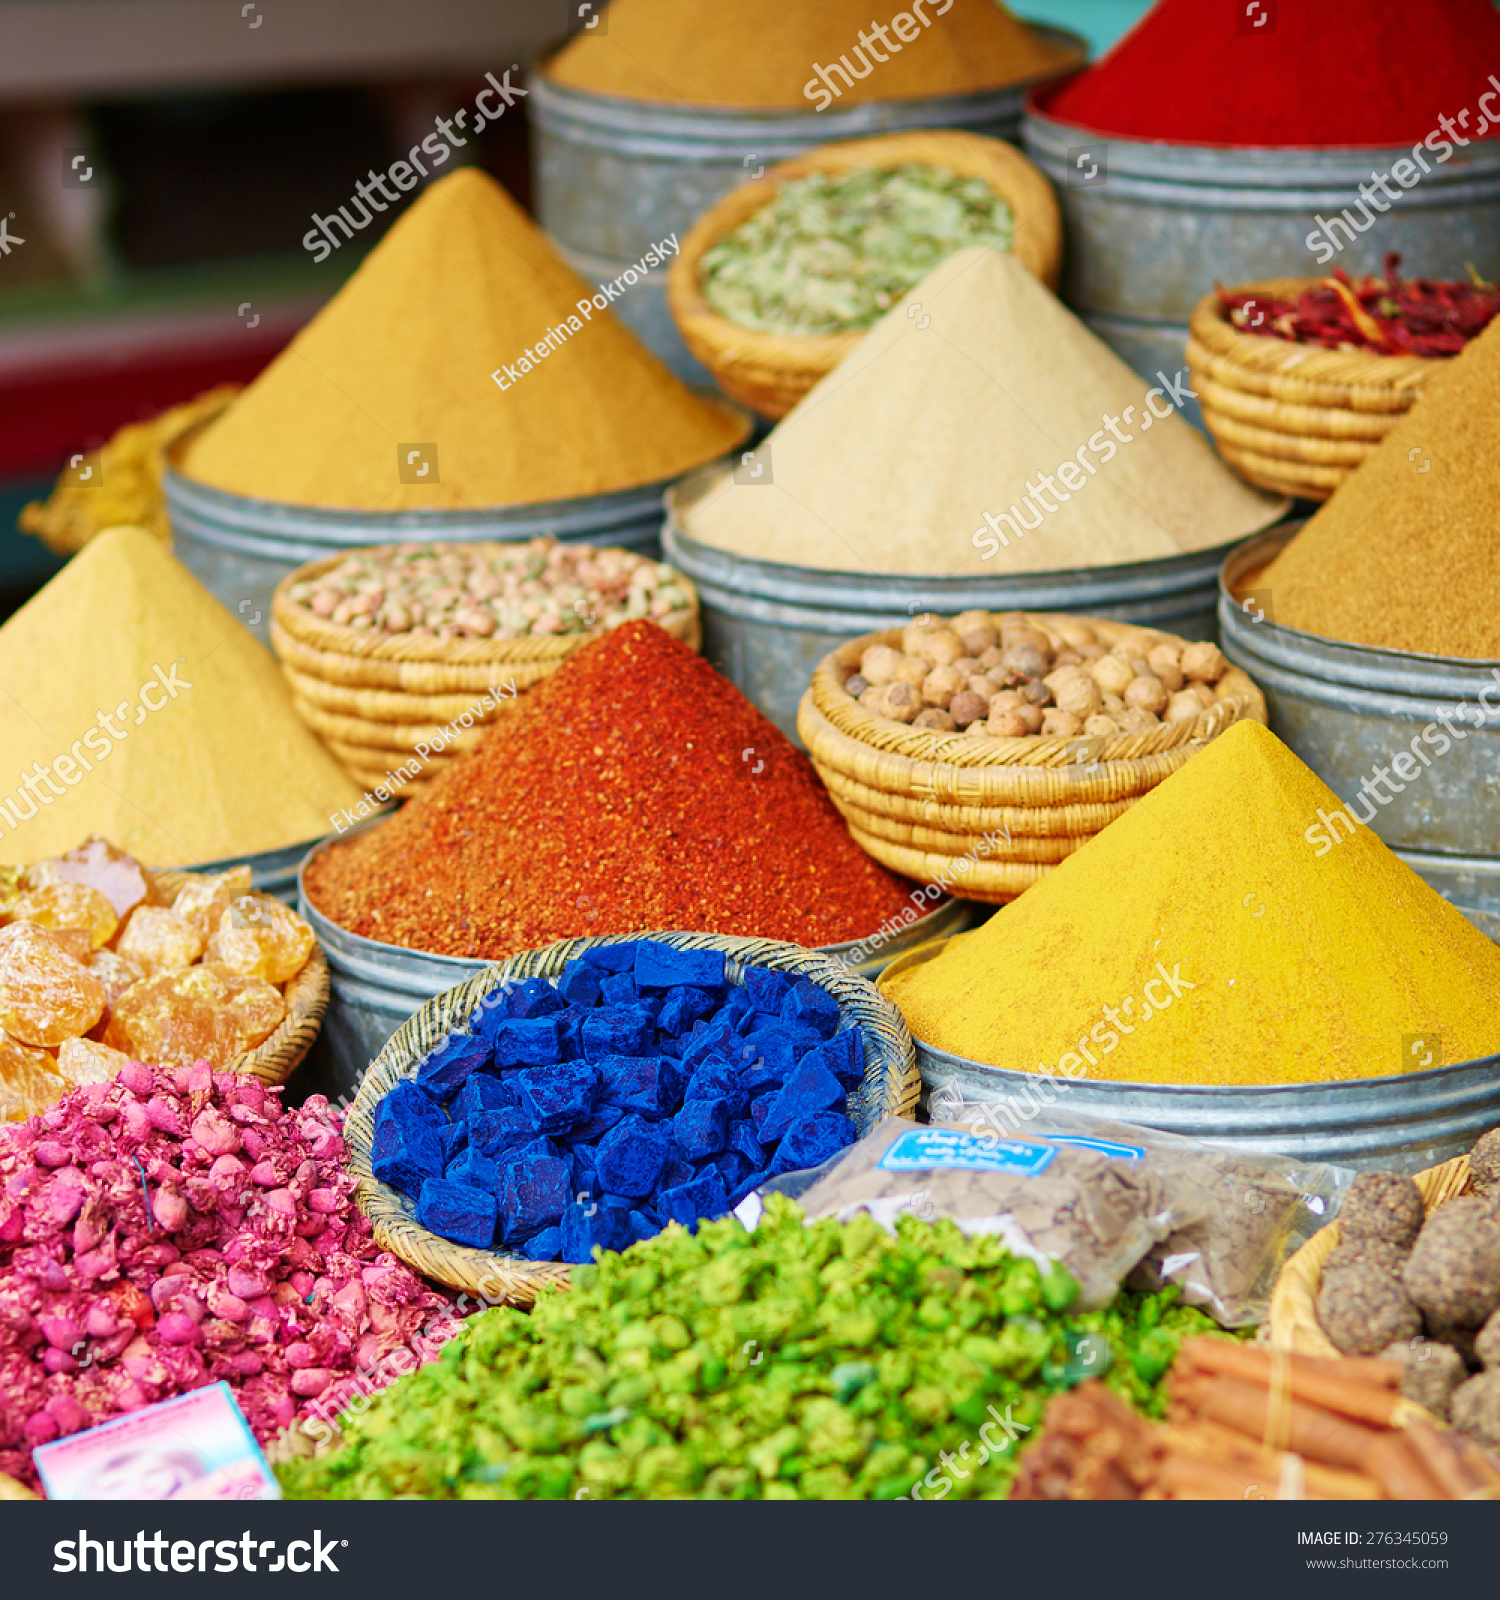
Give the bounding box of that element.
[520,1227,562,1261]
[468,1106,534,1160]
[488,1016,566,1068]
[454,1072,515,1121]
[446,1145,500,1193]
[633,943,726,992]
[595,1055,682,1118]
[500,1155,571,1241]
[656,986,717,1037]
[683,1063,748,1120]
[730,1120,766,1170]
[744,966,792,1016]
[581,1006,656,1060]
[800,1029,866,1089]
[627,1210,659,1244]
[658,1157,696,1192]
[507,977,564,1018]
[657,1168,730,1230]
[593,1114,670,1197]
[674,1097,731,1160]
[599,971,640,1007]
[563,1104,626,1143]
[377,1079,447,1135]
[417,1177,497,1249]
[415,1031,491,1096]
[514,1062,600,1134]
[780,978,840,1039]
[559,1195,632,1263]
[681,1020,738,1071]
[719,989,755,1035]
[371,1118,444,1198]
[770,1112,858,1175]
[436,1123,469,1164]
[711,1150,750,1190]
[557,959,603,1008]
[579,941,638,972]
[757,1060,846,1145]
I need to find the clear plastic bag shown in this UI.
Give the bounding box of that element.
[928,1085,1355,1327]
[747,1116,1184,1311]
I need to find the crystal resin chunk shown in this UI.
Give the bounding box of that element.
[206,894,315,985]
[105,962,285,1069]
[0,1028,67,1121]
[114,905,206,976]
[8,882,119,947]
[170,865,252,943]
[55,1035,131,1087]
[22,835,158,918]
[0,921,106,1047]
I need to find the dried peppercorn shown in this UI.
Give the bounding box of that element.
[304,622,915,958]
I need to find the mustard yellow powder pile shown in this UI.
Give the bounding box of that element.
[882,720,1500,1085]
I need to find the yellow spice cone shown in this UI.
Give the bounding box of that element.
[882,719,1500,1085]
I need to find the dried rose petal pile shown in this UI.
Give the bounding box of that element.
[0,1060,451,1490]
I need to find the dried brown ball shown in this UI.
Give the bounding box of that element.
[1398,1339,1469,1421]
[1476,1306,1500,1370]
[845,674,869,699]
[1323,1236,1412,1279]
[1001,644,1048,680]
[1317,1266,1422,1356]
[1426,1318,1480,1368]
[1450,1371,1500,1447]
[1340,1170,1426,1248]
[912,707,956,732]
[1469,1127,1500,1197]
[1403,1197,1500,1328]
[1020,679,1053,708]
[948,691,989,729]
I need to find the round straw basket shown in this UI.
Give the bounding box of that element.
[150,867,329,1087]
[1187,280,1446,501]
[799,613,1266,905]
[1269,1156,1475,1358]
[343,930,919,1305]
[666,129,1063,420]
[270,546,701,786]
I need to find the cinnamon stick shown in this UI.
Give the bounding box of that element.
[1177,1339,1403,1428]
[1365,1433,1450,1501]
[1403,1419,1486,1500]
[1162,1421,1383,1501]
[1181,1373,1382,1471]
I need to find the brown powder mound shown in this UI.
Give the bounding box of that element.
[544,0,1081,109]
[303,621,915,957]
[1258,316,1500,660]
[182,168,745,511]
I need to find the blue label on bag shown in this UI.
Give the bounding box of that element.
[877,1128,1056,1177]
[1049,1135,1146,1162]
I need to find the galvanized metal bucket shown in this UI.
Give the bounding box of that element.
[164,461,677,648]
[1022,104,1500,414]
[914,1035,1500,1173]
[295,827,979,1104]
[663,472,1252,739]
[1220,525,1500,940]
[529,31,1085,382]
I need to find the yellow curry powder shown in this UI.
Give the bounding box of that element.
[0,527,362,866]
[182,168,746,511]
[882,721,1500,1085]
[545,0,1082,109]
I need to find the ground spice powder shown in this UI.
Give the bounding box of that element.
[680,248,1284,576]
[303,620,915,956]
[0,527,362,866]
[545,0,1080,110]
[182,168,745,511]
[883,721,1500,1085]
[1258,313,1500,659]
[1044,0,1500,147]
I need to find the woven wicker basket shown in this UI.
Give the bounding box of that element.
[799,613,1266,904]
[343,930,919,1305]
[151,867,328,1087]
[1187,280,1446,501]
[666,129,1063,420]
[1269,1156,1475,1358]
[270,547,701,788]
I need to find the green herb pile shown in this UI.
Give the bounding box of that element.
[279,1198,1217,1501]
[699,165,1014,338]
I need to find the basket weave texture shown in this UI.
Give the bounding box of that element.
[666,129,1063,420]
[151,868,328,1087]
[1269,1156,1474,1357]
[343,930,920,1304]
[798,613,1266,904]
[270,548,700,787]
[1187,280,1445,501]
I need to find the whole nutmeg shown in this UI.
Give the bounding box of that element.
[1059,622,1098,649]
[987,710,1029,738]
[1165,689,1203,723]
[901,620,938,656]
[1124,675,1169,716]
[1056,676,1103,719]
[860,644,903,685]
[1090,654,1135,697]
[1001,643,1048,679]
[989,689,1026,713]
[1043,664,1088,694]
[1181,641,1228,682]
[895,654,930,689]
[951,609,993,635]
[969,675,998,701]
[1152,661,1185,693]
[1084,714,1120,738]
[916,628,965,667]
[858,687,885,711]
[1015,703,1045,734]
[1147,642,1182,676]
[845,673,869,699]
[960,625,999,658]
[1041,709,1083,738]
[977,645,1004,672]
[948,691,989,728]
[922,664,965,709]
[1101,692,1126,715]
[951,656,981,678]
[912,707,956,732]
[1115,629,1161,661]
[878,682,922,723]
[1052,648,1084,669]
[1021,679,1053,707]
[1119,707,1162,734]
[1002,626,1052,654]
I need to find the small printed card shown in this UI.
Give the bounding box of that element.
[33,1381,280,1501]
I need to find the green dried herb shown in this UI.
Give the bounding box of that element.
[279,1199,1219,1501]
[699,165,1014,338]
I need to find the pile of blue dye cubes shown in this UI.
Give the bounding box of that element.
[371,940,864,1263]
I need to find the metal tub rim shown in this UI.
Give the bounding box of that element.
[529,25,1088,153]
[1220,525,1500,698]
